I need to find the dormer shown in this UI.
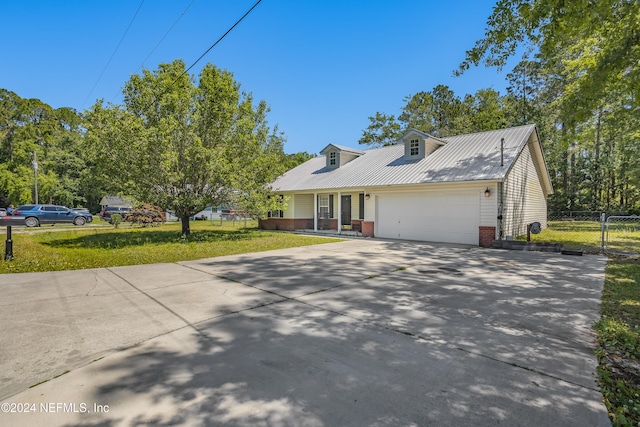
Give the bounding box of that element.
[399,129,447,161]
[320,144,364,169]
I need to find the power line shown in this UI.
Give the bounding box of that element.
[139,0,263,112]
[139,0,197,71]
[183,0,262,76]
[82,0,145,109]
[109,0,197,103]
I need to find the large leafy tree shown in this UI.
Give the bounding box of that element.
[456,0,640,119]
[85,60,287,236]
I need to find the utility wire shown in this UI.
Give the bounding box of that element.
[109,0,197,103]
[82,0,145,109]
[140,0,263,112]
[139,0,197,71]
[183,0,262,76]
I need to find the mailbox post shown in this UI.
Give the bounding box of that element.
[4,225,13,261]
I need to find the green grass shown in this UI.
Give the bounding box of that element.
[524,220,640,254]
[596,258,640,426]
[0,221,342,274]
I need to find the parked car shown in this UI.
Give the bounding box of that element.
[100,206,132,223]
[12,204,93,227]
[0,208,6,217]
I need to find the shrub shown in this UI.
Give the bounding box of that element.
[110,213,122,228]
[124,204,165,226]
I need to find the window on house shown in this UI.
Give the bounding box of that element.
[410,139,420,156]
[329,152,336,166]
[268,195,284,218]
[318,195,329,218]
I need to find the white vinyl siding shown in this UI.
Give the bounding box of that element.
[502,140,547,238]
[293,194,314,218]
[364,194,375,221]
[480,184,498,227]
[351,193,362,220]
[282,194,294,218]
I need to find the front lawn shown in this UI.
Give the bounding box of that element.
[0,221,342,274]
[526,220,640,254]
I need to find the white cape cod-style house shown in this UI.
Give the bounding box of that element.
[260,124,553,247]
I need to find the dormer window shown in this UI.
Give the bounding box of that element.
[401,129,446,161]
[410,139,420,156]
[320,143,364,169]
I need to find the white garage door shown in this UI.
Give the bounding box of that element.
[377,191,480,245]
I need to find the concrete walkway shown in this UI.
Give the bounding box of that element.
[0,239,610,426]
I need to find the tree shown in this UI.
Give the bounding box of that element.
[0,89,90,207]
[282,151,317,170]
[358,112,402,147]
[85,60,287,236]
[457,0,640,119]
[397,86,462,137]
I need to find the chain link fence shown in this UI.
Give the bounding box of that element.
[529,212,640,256]
[605,215,640,256]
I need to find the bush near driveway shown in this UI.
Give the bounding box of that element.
[0,222,341,274]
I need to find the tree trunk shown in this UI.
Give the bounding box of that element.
[593,107,602,210]
[181,215,191,236]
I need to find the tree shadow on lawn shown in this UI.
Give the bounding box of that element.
[41,229,256,249]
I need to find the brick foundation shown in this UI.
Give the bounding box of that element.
[259,218,374,236]
[259,218,313,231]
[361,221,374,238]
[479,226,496,248]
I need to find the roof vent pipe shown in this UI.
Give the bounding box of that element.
[500,138,504,167]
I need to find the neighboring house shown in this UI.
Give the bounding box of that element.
[259,124,553,247]
[99,195,133,211]
[166,206,224,221]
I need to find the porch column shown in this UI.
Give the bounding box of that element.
[313,192,318,231]
[337,191,342,233]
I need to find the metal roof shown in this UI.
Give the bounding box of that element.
[273,125,539,192]
[319,143,365,155]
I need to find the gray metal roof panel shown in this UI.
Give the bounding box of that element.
[273,125,536,192]
[319,143,365,155]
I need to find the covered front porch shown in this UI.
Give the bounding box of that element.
[259,191,375,237]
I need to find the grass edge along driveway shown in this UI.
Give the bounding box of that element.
[0,222,342,274]
[596,257,640,426]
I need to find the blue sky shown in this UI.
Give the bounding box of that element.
[1,1,519,155]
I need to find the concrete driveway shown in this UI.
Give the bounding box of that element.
[0,239,610,426]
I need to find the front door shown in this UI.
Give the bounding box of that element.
[341,195,351,227]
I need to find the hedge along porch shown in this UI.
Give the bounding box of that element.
[260,125,553,247]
